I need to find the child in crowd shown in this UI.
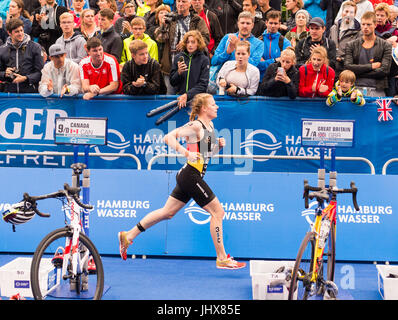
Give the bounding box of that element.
[326,70,366,107]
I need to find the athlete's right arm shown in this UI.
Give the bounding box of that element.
[164,121,202,162]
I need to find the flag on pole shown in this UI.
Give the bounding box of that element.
[376,98,393,121]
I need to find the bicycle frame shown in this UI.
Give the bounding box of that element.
[61,195,89,281]
[310,200,337,283]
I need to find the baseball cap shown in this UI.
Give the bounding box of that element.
[309,17,325,27]
[49,44,66,57]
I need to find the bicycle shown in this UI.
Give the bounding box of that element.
[15,163,104,300]
[288,159,359,300]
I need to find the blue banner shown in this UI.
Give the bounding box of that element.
[1,168,397,261]
[0,94,396,174]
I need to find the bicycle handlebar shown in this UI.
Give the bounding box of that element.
[23,183,94,218]
[303,180,359,211]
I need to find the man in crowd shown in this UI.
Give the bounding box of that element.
[121,39,165,95]
[79,37,122,100]
[295,17,336,69]
[344,11,392,97]
[0,18,44,93]
[39,43,81,97]
[328,1,361,75]
[31,0,68,53]
[55,12,87,64]
[191,0,224,59]
[258,10,291,78]
[120,16,158,65]
[242,0,266,37]
[96,8,123,62]
[211,11,263,68]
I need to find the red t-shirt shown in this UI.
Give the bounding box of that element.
[79,52,122,93]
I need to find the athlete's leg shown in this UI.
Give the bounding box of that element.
[202,197,228,261]
[124,196,186,243]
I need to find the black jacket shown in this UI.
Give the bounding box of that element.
[96,26,123,63]
[121,58,166,95]
[31,4,69,54]
[170,50,210,100]
[0,34,44,93]
[205,0,242,34]
[256,62,299,99]
[344,36,392,90]
[295,35,337,70]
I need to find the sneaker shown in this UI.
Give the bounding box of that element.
[216,254,246,270]
[118,231,132,261]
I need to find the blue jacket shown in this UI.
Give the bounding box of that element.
[258,30,291,73]
[211,32,263,68]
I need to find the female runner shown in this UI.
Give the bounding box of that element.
[118,93,246,270]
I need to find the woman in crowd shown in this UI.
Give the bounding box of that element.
[170,30,210,108]
[281,0,305,33]
[69,0,85,28]
[298,46,335,97]
[216,41,260,96]
[94,0,120,25]
[375,3,398,41]
[79,8,98,40]
[257,48,299,99]
[285,9,310,48]
[114,1,136,36]
[0,0,32,43]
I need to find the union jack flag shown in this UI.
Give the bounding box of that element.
[377,99,393,121]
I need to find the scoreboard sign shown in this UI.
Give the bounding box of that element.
[54,117,108,145]
[301,119,355,148]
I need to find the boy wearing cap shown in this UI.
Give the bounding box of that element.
[295,17,336,69]
[39,43,81,97]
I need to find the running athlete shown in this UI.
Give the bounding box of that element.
[118,93,246,270]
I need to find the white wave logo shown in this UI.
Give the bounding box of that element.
[184,200,211,225]
[301,201,318,226]
[92,129,130,161]
[240,129,282,162]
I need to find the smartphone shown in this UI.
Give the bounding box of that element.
[277,67,284,74]
[178,56,185,64]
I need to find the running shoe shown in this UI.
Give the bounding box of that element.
[118,231,132,261]
[216,254,246,270]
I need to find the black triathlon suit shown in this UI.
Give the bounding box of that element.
[170,120,217,208]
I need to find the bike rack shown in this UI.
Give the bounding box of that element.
[146,153,376,174]
[0,150,142,170]
[382,158,398,175]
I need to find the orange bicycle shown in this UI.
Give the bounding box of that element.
[288,153,359,300]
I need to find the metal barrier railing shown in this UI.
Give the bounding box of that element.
[0,151,142,170]
[147,154,376,174]
[382,158,398,175]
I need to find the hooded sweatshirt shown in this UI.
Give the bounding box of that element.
[258,29,291,73]
[55,32,87,64]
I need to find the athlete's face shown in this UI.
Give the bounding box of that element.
[204,97,218,119]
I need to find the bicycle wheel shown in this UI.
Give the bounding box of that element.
[325,221,336,282]
[288,231,316,300]
[30,227,104,300]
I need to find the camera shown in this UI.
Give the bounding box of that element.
[6,67,19,81]
[164,12,178,24]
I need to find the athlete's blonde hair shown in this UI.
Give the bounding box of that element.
[189,93,213,121]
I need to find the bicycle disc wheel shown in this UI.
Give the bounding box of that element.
[30,227,104,300]
[288,231,316,300]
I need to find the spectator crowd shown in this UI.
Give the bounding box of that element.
[1,0,398,106]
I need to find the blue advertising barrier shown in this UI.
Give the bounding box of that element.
[0,94,397,174]
[1,167,397,262]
